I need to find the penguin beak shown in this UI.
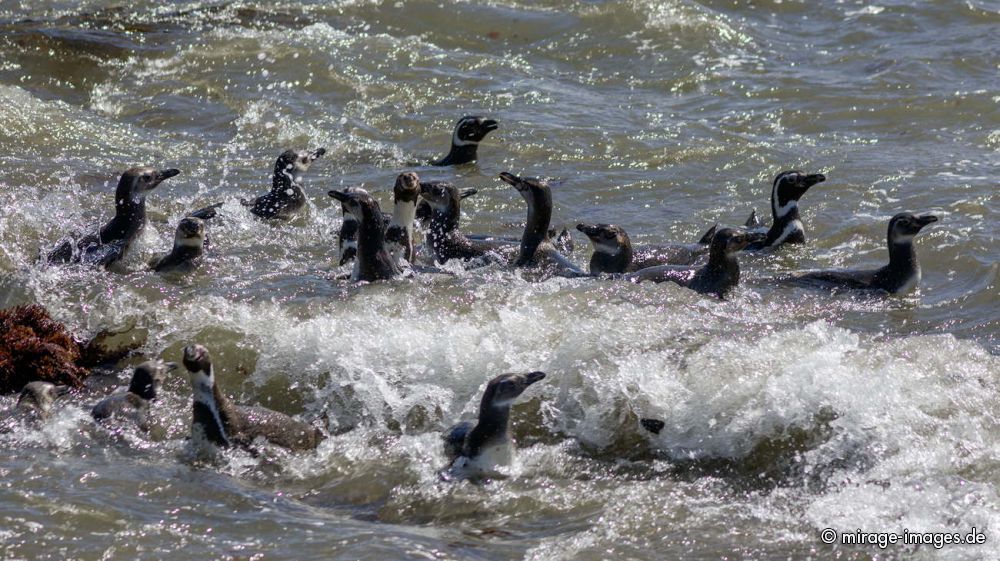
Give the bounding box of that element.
[309,148,326,161]
[916,214,939,228]
[157,169,181,181]
[482,119,499,132]
[328,190,350,202]
[499,172,525,191]
[802,173,826,188]
[576,223,600,238]
[524,371,546,385]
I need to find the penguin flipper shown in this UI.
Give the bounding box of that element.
[188,202,224,220]
[625,264,697,286]
[640,418,665,435]
[82,239,126,268]
[744,209,761,228]
[443,421,474,459]
[459,188,478,200]
[696,224,718,245]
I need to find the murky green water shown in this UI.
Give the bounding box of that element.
[0,1,998,560]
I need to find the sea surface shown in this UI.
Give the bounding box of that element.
[0,1,998,560]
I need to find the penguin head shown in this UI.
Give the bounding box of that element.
[888,212,938,245]
[498,172,550,208]
[417,181,460,213]
[481,371,546,409]
[275,148,326,182]
[452,116,499,146]
[184,344,212,374]
[174,217,206,249]
[328,188,382,224]
[118,167,180,201]
[576,223,630,254]
[17,381,70,415]
[393,172,421,204]
[771,171,826,218]
[711,228,751,255]
[128,360,177,401]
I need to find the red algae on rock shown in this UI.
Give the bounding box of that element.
[0,304,88,393]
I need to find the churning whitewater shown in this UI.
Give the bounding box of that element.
[0,1,997,560]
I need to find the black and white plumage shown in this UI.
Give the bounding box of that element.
[624,228,751,299]
[498,172,584,274]
[576,223,708,275]
[744,171,826,250]
[149,217,207,274]
[46,167,181,268]
[328,189,401,282]
[91,360,176,431]
[783,212,938,295]
[431,116,499,166]
[243,148,325,220]
[418,181,511,263]
[384,172,421,265]
[415,187,477,228]
[1,382,70,433]
[181,344,325,452]
[442,371,546,478]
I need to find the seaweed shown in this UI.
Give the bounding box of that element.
[0,304,88,393]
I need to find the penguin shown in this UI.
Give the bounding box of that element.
[0,382,70,432]
[431,116,499,166]
[576,223,708,275]
[46,167,181,267]
[415,187,477,228]
[181,344,325,452]
[384,172,421,265]
[418,181,511,264]
[498,172,584,274]
[242,148,325,220]
[783,212,938,295]
[742,171,826,250]
[442,371,546,479]
[91,360,176,431]
[334,186,368,267]
[328,189,402,282]
[149,217,207,274]
[623,228,751,299]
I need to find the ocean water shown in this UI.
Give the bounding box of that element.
[0,1,997,559]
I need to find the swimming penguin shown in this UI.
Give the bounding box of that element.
[576,223,708,275]
[242,148,325,220]
[415,187,478,228]
[46,167,181,267]
[328,189,402,281]
[498,172,584,274]
[783,212,938,295]
[442,371,546,479]
[742,171,826,250]
[624,228,751,298]
[431,116,499,166]
[0,382,70,432]
[181,344,325,452]
[384,172,421,265]
[91,360,176,431]
[334,186,369,267]
[418,181,512,264]
[149,217,207,273]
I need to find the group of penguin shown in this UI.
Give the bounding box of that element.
[8,115,940,478]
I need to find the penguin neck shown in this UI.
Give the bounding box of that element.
[170,238,204,261]
[105,191,147,242]
[272,171,304,199]
[190,368,235,447]
[356,208,389,264]
[704,247,740,280]
[471,401,511,451]
[517,194,552,266]
[427,202,461,242]
[390,198,417,233]
[886,238,919,276]
[441,142,479,166]
[590,244,632,274]
[128,377,157,401]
